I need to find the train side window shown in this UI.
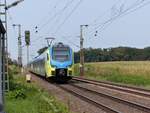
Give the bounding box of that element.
[47,53,49,61]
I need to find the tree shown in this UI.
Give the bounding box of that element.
[74,46,150,63]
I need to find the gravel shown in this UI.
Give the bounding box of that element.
[31,74,106,113]
[74,81,150,108]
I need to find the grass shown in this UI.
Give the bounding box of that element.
[5,65,70,113]
[74,61,150,88]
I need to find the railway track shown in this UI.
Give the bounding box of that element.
[72,77,150,98]
[31,73,150,113]
[58,82,150,113]
[58,84,121,113]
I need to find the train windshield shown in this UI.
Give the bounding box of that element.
[52,47,70,62]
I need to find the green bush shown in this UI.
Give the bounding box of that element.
[14,89,26,99]
[7,88,26,100]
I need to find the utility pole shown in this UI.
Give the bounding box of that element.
[0,0,9,92]
[0,1,24,112]
[18,25,22,67]
[80,25,88,77]
[13,24,22,68]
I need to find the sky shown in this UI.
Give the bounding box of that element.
[5,0,150,64]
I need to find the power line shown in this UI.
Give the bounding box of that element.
[35,0,61,29]
[46,0,75,34]
[89,0,122,26]
[117,0,150,20]
[92,0,141,28]
[31,0,76,45]
[87,0,124,36]
[37,0,75,33]
[31,0,150,52]
[105,0,150,29]
[88,0,150,36]
[15,1,62,51]
[45,0,84,50]
[53,0,84,35]
[62,36,80,48]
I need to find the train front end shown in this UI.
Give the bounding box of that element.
[49,43,74,81]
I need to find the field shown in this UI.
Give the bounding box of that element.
[74,61,150,88]
[6,65,70,113]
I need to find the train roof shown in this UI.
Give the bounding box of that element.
[53,42,69,48]
[28,42,71,65]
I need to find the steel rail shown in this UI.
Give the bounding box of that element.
[58,85,121,113]
[30,72,119,112]
[73,77,150,98]
[30,73,150,112]
[71,83,150,113]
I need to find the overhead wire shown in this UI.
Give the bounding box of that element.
[52,0,84,35]
[94,0,150,34]
[62,36,80,48]
[29,0,65,49]
[34,0,83,50]
[30,0,76,48]
[88,0,150,37]
[46,0,75,35]
[87,0,123,37]
[33,0,149,51]
[49,0,84,49]
[89,0,122,26]
[37,0,75,33]
[35,0,62,30]
[116,0,150,20]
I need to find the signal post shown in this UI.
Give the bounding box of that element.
[25,30,30,65]
[25,30,31,82]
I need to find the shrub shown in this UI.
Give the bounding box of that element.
[7,89,26,100]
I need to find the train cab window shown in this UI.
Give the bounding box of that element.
[47,53,49,61]
[52,47,70,62]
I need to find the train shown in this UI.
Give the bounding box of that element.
[28,42,74,82]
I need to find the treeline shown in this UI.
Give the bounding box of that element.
[74,47,150,63]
